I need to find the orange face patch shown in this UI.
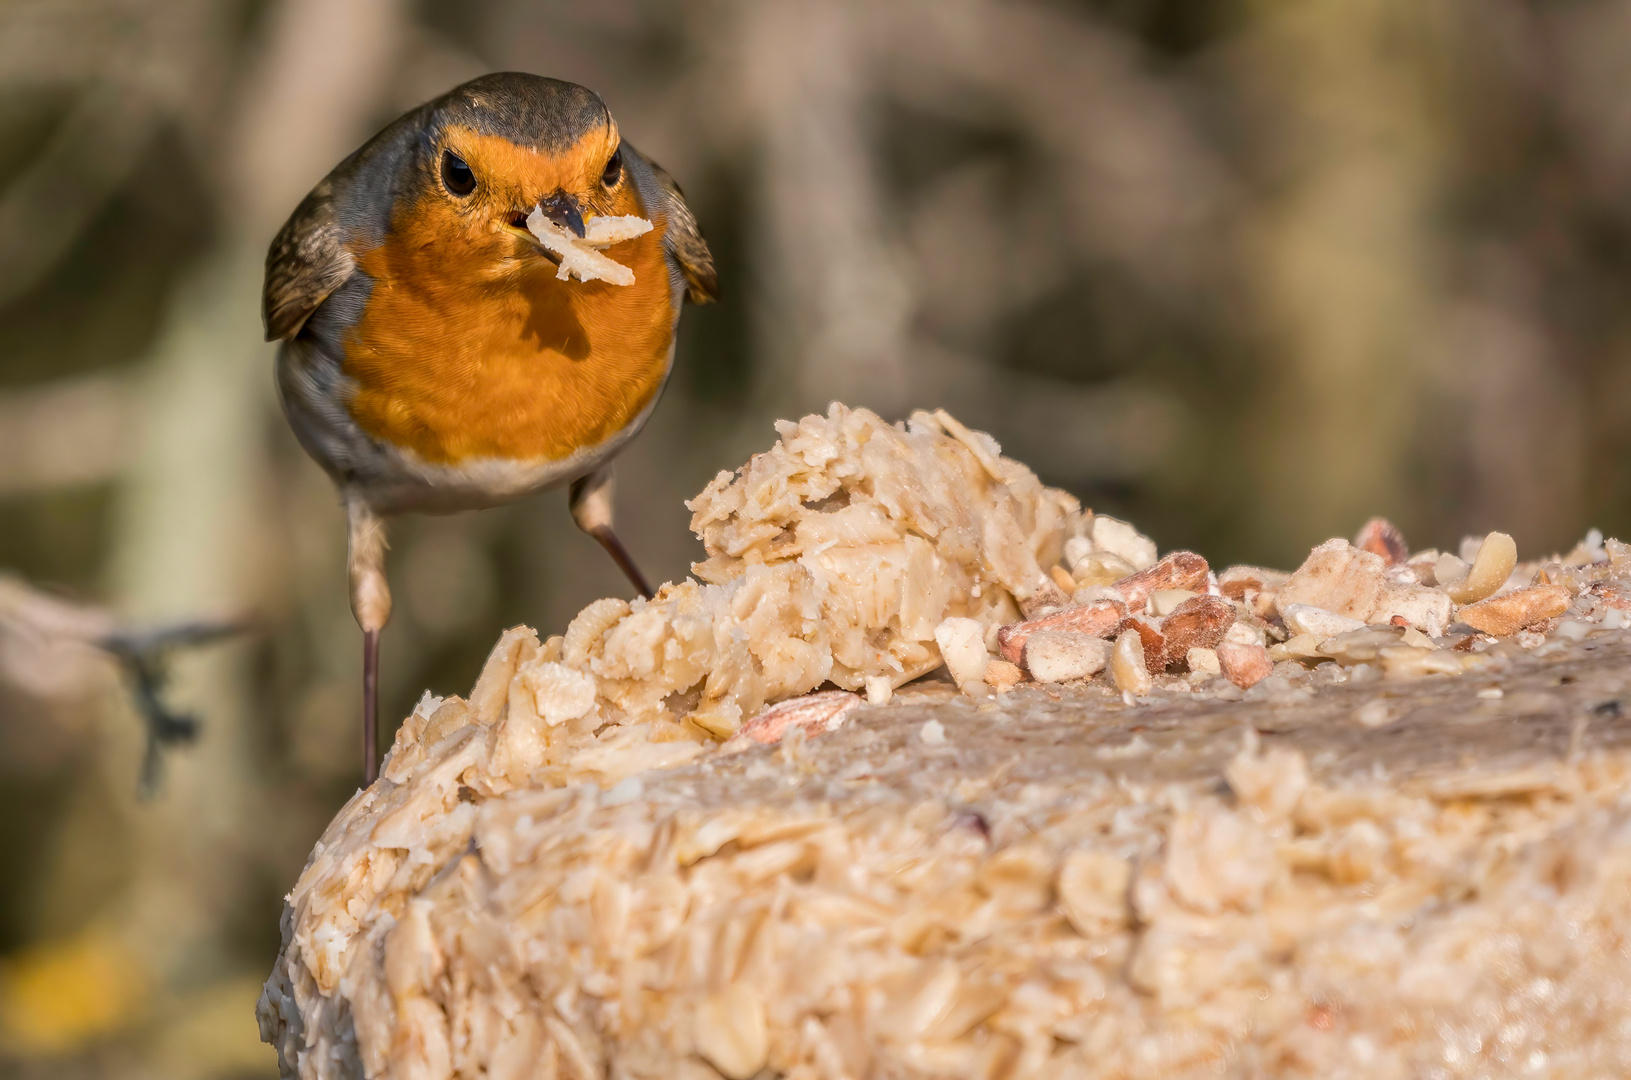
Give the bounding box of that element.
[441,124,626,221]
[341,130,676,466]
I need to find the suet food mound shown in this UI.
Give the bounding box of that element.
[261,404,1631,1080]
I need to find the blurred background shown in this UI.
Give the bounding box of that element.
[2,0,1630,1075]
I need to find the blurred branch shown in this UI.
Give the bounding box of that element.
[0,84,158,309]
[98,620,247,796]
[739,1,914,414]
[0,575,244,794]
[869,0,1231,295]
[0,1,221,104]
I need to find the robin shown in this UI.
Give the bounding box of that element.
[262,73,716,783]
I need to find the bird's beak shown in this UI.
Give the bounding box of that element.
[536,191,586,238]
[502,191,586,265]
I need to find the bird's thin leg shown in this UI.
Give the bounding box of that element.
[570,467,654,599]
[346,498,392,785]
[362,628,380,784]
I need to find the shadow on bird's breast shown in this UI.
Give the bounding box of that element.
[519,275,593,361]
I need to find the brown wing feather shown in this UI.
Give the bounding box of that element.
[639,154,717,305]
[263,179,356,341]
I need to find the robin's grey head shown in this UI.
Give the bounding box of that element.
[431,73,613,154]
[406,73,633,251]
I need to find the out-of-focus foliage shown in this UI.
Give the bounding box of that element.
[1,0,1628,1075]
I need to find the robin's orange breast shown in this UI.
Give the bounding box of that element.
[342,218,675,467]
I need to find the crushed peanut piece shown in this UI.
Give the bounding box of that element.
[935,617,991,694]
[1279,539,1451,635]
[1089,515,1157,571]
[1217,642,1273,689]
[1114,551,1210,613]
[1589,582,1631,612]
[1354,516,1409,564]
[1281,603,1366,640]
[1022,632,1111,683]
[983,658,1025,693]
[1111,628,1153,696]
[1459,584,1571,637]
[1186,646,1221,675]
[1218,565,1291,600]
[1149,589,1199,616]
[996,598,1125,664]
[1119,615,1167,675]
[1049,564,1077,593]
[730,691,862,747]
[1447,531,1517,605]
[1158,596,1237,668]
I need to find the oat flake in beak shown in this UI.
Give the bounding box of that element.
[525,207,652,285]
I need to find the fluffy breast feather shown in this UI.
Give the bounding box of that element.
[342,215,677,467]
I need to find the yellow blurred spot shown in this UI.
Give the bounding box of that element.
[0,928,148,1055]
[156,976,280,1077]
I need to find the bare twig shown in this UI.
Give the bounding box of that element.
[0,575,246,794]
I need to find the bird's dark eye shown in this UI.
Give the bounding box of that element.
[441,150,476,196]
[602,145,622,187]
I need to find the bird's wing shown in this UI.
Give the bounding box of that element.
[633,148,717,305]
[263,178,357,341]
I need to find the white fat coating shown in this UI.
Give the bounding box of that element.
[525,208,653,286]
